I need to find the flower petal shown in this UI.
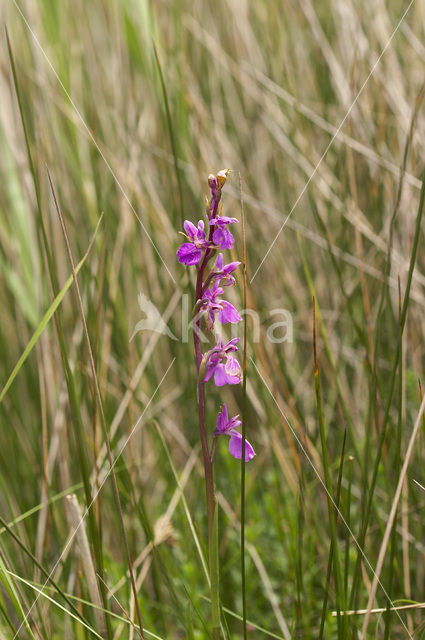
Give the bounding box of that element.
[222,403,229,424]
[223,261,241,275]
[177,243,202,265]
[225,337,240,350]
[225,356,241,378]
[224,372,241,385]
[215,404,229,433]
[183,220,198,239]
[197,220,205,238]
[204,363,215,383]
[215,253,224,270]
[228,416,242,430]
[228,432,256,461]
[209,216,238,226]
[218,301,242,324]
[213,364,229,387]
[213,227,234,250]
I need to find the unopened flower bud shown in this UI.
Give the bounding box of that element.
[208,174,217,190]
[217,169,231,187]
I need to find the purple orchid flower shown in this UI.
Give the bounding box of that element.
[209,253,240,287]
[204,338,241,386]
[209,215,238,250]
[177,220,211,265]
[215,404,255,461]
[201,281,241,330]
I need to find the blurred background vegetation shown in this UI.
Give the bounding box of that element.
[1,0,425,638]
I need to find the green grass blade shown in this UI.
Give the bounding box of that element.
[0,236,98,403]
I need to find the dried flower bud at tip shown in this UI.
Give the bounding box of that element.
[217,169,231,187]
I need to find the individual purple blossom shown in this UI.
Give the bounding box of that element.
[201,281,241,330]
[204,338,242,386]
[215,404,255,461]
[210,215,238,250]
[209,253,240,287]
[177,220,211,265]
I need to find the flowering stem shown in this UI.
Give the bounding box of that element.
[194,238,221,638]
[177,171,253,638]
[239,174,248,640]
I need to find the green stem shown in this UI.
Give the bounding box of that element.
[313,300,348,639]
[384,279,403,640]
[195,341,220,638]
[211,503,221,638]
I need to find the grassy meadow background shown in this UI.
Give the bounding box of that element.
[1,0,425,638]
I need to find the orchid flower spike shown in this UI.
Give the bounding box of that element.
[176,170,255,466]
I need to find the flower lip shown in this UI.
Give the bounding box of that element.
[209,216,238,226]
[212,227,235,250]
[177,243,202,266]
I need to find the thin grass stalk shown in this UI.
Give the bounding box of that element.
[344,456,354,601]
[294,484,304,634]
[153,42,184,228]
[383,278,403,640]
[313,299,348,639]
[318,430,347,640]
